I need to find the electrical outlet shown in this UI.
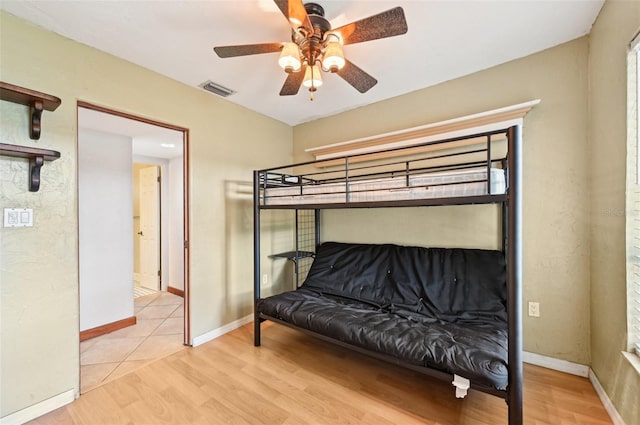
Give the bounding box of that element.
[528,301,540,317]
[262,274,268,285]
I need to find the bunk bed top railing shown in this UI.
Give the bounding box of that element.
[257,127,510,209]
[258,128,508,173]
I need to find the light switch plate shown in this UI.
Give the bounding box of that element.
[528,301,540,318]
[4,208,33,227]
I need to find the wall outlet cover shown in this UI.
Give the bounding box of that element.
[528,301,540,317]
[4,208,33,227]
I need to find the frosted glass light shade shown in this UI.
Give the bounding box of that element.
[303,65,323,89]
[322,42,345,72]
[278,42,301,72]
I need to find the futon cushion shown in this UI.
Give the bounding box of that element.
[257,241,509,390]
[303,242,507,325]
[258,288,508,390]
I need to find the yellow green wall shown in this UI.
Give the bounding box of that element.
[589,1,640,424]
[0,11,292,417]
[294,37,592,366]
[3,1,640,423]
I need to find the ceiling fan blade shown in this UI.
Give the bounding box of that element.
[332,7,408,45]
[273,0,313,34]
[336,60,377,93]
[280,66,306,96]
[214,43,283,58]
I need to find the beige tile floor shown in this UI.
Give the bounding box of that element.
[80,291,185,393]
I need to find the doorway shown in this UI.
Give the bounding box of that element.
[77,103,190,392]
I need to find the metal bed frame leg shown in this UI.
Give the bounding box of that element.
[507,125,523,425]
[294,209,300,288]
[253,170,261,347]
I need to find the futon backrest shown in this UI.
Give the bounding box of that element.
[302,242,507,325]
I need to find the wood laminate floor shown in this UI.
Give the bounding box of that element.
[29,322,612,425]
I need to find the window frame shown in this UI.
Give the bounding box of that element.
[626,33,640,357]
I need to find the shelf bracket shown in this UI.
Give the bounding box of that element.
[30,99,44,140]
[29,155,45,192]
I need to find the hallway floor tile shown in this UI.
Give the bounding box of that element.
[80,291,185,393]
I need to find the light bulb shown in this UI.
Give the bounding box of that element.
[278,42,301,73]
[303,65,323,91]
[322,42,345,72]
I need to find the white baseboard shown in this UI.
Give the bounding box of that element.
[0,389,75,425]
[589,370,626,425]
[522,351,590,377]
[522,352,625,424]
[192,314,253,347]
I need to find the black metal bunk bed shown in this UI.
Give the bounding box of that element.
[253,125,523,424]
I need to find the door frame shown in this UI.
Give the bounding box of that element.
[77,101,191,345]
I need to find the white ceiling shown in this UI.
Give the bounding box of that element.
[2,1,604,126]
[78,107,184,159]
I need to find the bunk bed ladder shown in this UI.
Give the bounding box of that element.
[292,209,318,287]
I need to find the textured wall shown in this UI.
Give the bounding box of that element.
[294,37,591,365]
[0,11,292,417]
[0,73,79,421]
[589,1,640,424]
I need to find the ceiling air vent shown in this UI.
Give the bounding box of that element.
[200,80,235,97]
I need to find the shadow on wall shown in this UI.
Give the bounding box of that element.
[223,180,293,323]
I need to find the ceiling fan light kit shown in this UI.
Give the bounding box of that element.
[302,65,323,91]
[278,42,303,73]
[322,40,345,73]
[214,1,408,100]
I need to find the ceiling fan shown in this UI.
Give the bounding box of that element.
[213,1,408,100]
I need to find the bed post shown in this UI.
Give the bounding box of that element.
[502,158,509,253]
[253,170,262,347]
[315,209,321,249]
[502,202,508,253]
[507,125,523,424]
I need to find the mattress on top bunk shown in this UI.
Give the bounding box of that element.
[263,167,505,205]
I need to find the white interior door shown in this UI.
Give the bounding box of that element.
[139,166,160,290]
